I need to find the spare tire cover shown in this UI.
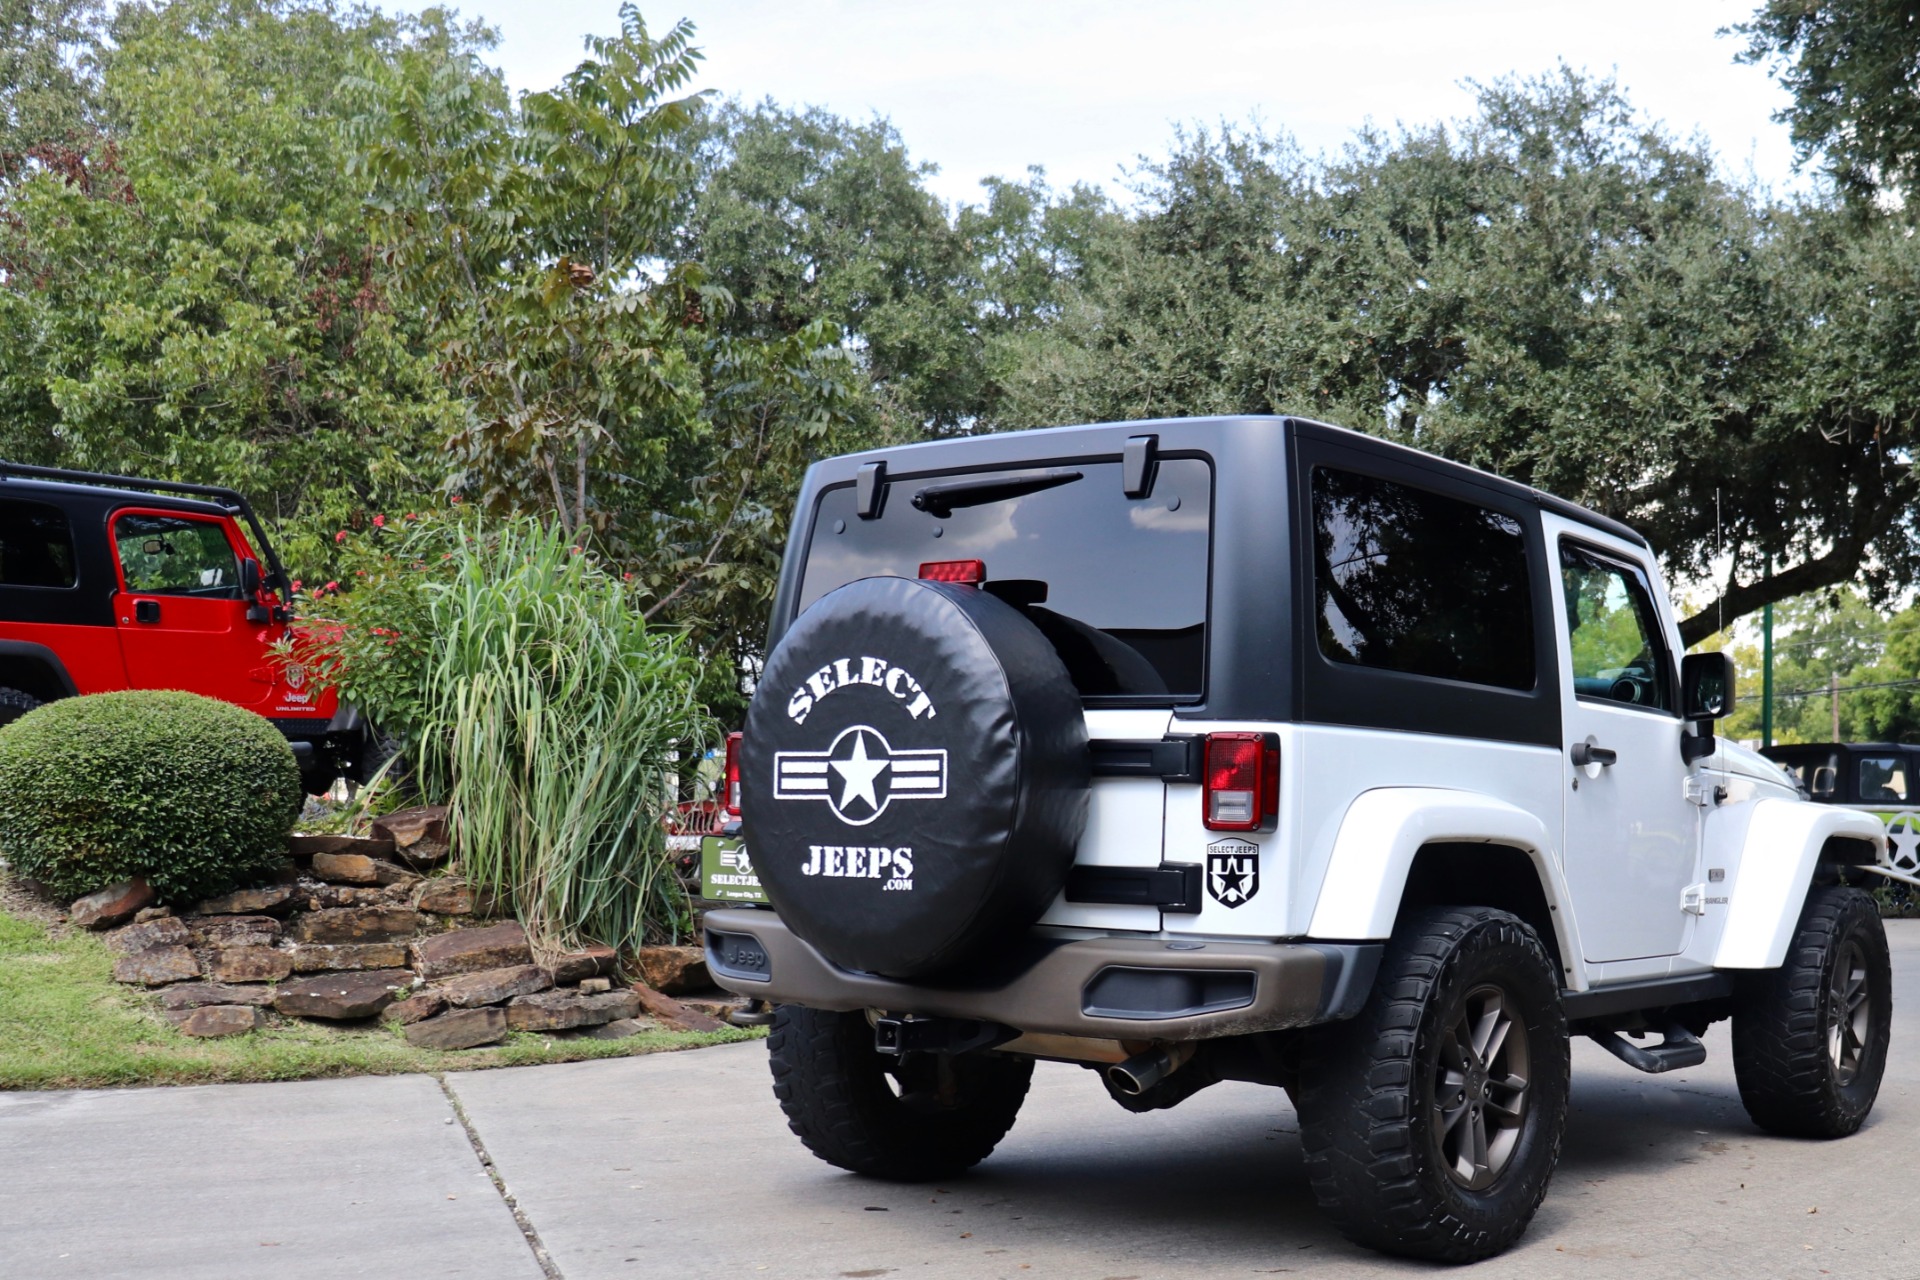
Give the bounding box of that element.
[741,576,1089,979]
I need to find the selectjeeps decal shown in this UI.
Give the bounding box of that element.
[773,724,949,826]
[1207,838,1260,908]
[785,656,937,725]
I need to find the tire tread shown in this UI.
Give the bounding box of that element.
[1296,906,1568,1263]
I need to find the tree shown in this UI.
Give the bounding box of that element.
[1715,589,1893,741]
[0,0,103,171]
[1733,0,1920,203]
[992,71,1919,646]
[0,0,457,573]
[1843,603,1920,742]
[346,9,866,722]
[675,101,1105,437]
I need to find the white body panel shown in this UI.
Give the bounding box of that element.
[1037,707,1169,931]
[1029,495,1875,1003]
[1305,786,1575,964]
[1540,513,1701,963]
[1702,799,1885,969]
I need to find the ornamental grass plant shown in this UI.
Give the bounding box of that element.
[301,515,710,952]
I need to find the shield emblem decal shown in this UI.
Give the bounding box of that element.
[1206,839,1259,908]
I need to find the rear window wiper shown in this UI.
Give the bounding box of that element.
[910,469,1083,518]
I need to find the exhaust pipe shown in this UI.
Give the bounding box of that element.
[1106,1043,1195,1096]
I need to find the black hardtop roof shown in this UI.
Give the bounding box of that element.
[0,459,291,601]
[0,472,234,520]
[817,414,1649,549]
[1763,742,1919,756]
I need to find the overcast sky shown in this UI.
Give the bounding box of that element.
[390,0,1811,207]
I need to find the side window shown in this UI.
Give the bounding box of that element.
[114,513,241,598]
[1311,467,1536,691]
[1558,543,1672,712]
[1858,756,1911,804]
[0,499,77,588]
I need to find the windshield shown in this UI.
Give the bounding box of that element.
[798,457,1212,701]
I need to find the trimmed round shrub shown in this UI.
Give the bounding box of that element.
[0,691,302,903]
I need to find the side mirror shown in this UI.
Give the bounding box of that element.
[1679,652,1736,765]
[240,558,262,596]
[1812,766,1838,799]
[1682,652,1736,722]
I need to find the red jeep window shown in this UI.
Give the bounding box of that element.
[113,513,243,598]
[0,499,77,588]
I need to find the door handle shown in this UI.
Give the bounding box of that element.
[1570,740,1617,768]
[133,599,160,624]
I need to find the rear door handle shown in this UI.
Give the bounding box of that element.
[1570,740,1617,768]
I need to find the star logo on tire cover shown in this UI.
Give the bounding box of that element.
[774,725,949,826]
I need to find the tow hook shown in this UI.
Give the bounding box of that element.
[872,1014,1015,1055]
[726,997,774,1028]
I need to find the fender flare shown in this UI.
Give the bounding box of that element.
[0,640,78,699]
[1713,798,1886,969]
[1307,786,1575,964]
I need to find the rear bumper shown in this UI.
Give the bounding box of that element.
[703,909,1381,1041]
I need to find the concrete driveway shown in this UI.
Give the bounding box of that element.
[5,922,1918,1280]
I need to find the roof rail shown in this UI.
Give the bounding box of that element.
[0,459,292,606]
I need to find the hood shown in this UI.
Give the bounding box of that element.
[1714,739,1800,791]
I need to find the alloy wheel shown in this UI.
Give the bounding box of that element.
[1827,938,1872,1085]
[1432,983,1532,1190]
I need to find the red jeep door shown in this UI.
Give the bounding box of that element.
[110,508,275,712]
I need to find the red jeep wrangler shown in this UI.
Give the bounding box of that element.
[0,460,374,794]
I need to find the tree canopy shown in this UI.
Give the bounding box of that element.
[2,1,1918,705]
[985,72,1918,646]
[1734,0,1920,203]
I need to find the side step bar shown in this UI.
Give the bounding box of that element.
[1587,1025,1707,1074]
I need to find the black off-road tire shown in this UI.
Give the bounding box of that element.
[1732,885,1890,1139]
[767,1004,1033,1181]
[0,687,41,731]
[1295,907,1570,1263]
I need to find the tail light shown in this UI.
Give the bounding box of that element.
[918,559,986,584]
[724,731,743,817]
[1202,732,1279,832]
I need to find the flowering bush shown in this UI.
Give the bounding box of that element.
[289,511,443,747]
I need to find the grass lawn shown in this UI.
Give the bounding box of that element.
[0,907,762,1091]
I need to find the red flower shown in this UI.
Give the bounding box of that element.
[450,495,463,504]
[323,581,339,593]
[335,530,347,543]
[372,514,386,528]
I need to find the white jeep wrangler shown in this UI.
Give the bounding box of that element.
[705,415,1890,1263]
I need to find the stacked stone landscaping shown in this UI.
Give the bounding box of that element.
[65,806,736,1047]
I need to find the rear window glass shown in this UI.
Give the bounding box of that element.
[0,498,77,588]
[1311,466,1535,691]
[798,458,1211,700]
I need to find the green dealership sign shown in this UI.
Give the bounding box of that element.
[701,835,769,904]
